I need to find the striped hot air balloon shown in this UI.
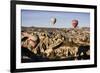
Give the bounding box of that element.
[50,17,56,25]
[72,19,78,28]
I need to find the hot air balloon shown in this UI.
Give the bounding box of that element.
[72,19,78,28]
[50,17,56,25]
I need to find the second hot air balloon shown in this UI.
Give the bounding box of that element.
[71,19,78,28]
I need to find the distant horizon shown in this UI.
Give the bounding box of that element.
[21,10,90,28]
[21,25,90,29]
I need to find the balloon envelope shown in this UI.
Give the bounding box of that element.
[50,17,56,25]
[72,20,78,28]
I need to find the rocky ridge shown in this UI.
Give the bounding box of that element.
[21,27,90,62]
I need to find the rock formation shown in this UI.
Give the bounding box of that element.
[21,27,90,62]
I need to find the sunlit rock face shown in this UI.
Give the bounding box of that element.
[21,27,90,62]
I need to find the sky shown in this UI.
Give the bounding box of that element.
[21,10,90,28]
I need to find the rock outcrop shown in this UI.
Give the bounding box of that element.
[21,27,90,62]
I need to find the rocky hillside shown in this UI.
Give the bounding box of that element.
[21,27,90,62]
